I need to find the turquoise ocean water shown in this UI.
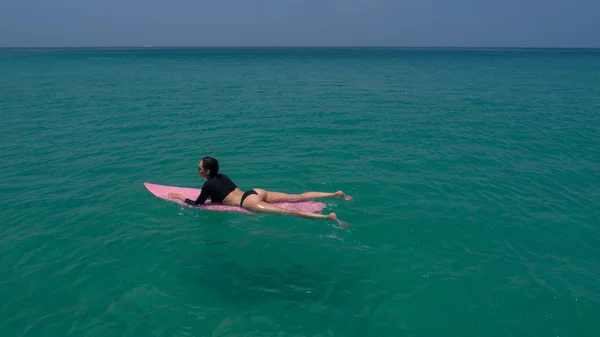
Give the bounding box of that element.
[1,47,599,336]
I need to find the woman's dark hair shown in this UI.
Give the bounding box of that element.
[201,156,219,178]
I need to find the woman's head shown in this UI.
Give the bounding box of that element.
[198,156,219,178]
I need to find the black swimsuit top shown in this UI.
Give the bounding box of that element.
[184,174,237,206]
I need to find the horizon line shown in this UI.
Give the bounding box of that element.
[1,45,599,50]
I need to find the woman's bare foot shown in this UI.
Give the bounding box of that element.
[327,213,349,228]
[334,191,353,201]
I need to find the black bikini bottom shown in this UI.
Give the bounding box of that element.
[240,189,258,207]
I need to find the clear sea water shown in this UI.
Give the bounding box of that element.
[1,47,599,337]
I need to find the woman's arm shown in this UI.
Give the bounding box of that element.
[169,182,210,206]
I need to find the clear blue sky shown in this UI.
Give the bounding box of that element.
[1,0,599,47]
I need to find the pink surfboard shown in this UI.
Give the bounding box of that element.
[144,182,327,214]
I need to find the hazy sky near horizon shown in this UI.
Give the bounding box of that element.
[1,0,599,47]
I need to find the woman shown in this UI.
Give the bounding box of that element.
[168,156,351,227]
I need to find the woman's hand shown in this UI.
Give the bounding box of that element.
[168,192,185,201]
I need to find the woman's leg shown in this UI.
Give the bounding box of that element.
[242,194,340,222]
[254,188,351,203]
